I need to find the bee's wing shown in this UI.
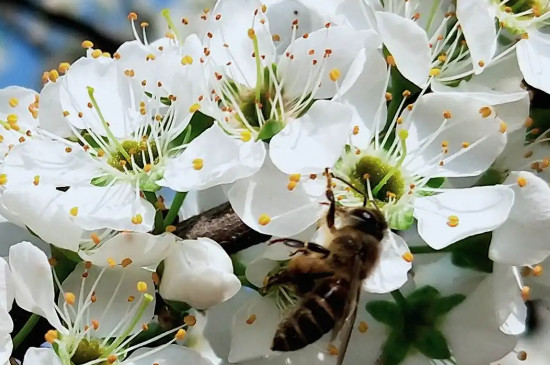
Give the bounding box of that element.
[332,257,363,365]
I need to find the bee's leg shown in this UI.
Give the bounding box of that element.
[306,242,331,258]
[269,238,305,248]
[325,168,336,229]
[262,270,294,293]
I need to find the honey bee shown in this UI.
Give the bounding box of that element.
[264,168,387,365]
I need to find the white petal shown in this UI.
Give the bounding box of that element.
[517,31,550,94]
[207,0,275,87]
[9,242,66,333]
[39,81,73,137]
[159,238,241,309]
[159,124,265,191]
[374,11,430,87]
[60,262,155,338]
[0,259,13,334]
[456,0,497,74]
[56,184,155,232]
[79,232,175,268]
[270,100,353,174]
[229,293,280,362]
[401,92,507,177]
[442,274,518,364]
[246,244,295,287]
[178,185,228,221]
[2,186,83,251]
[278,26,378,99]
[2,139,100,189]
[60,57,137,138]
[0,333,12,365]
[0,86,38,120]
[337,0,379,31]
[364,232,411,293]
[228,157,322,236]
[490,171,550,265]
[125,345,214,365]
[22,348,62,365]
[414,185,514,249]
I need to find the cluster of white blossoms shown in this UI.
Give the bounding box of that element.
[1,0,550,364]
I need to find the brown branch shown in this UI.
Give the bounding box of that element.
[174,202,272,254]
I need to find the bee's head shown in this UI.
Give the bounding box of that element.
[346,207,388,241]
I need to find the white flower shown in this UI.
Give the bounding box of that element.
[0,257,13,365]
[6,241,191,365]
[456,0,550,94]
[159,237,241,309]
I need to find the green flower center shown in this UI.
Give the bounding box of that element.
[71,339,104,365]
[348,156,405,202]
[108,140,159,172]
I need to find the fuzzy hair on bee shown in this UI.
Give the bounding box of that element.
[264,168,388,365]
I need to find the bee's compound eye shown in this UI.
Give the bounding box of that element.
[352,209,375,222]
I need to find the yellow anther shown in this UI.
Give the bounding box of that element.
[192,158,204,170]
[517,177,527,187]
[261,4,267,12]
[8,98,18,107]
[385,92,393,101]
[175,328,187,340]
[396,117,403,125]
[189,103,201,112]
[358,321,368,333]
[402,252,414,263]
[499,121,508,133]
[90,49,102,58]
[91,319,99,330]
[107,258,116,268]
[121,258,133,268]
[48,70,60,82]
[142,323,149,331]
[44,330,58,344]
[447,215,459,227]
[402,90,411,97]
[517,351,527,361]
[65,292,76,305]
[240,130,252,142]
[438,54,447,62]
[90,232,100,245]
[106,355,117,364]
[165,225,176,233]
[398,129,408,140]
[165,31,175,39]
[478,60,485,67]
[329,69,341,82]
[521,286,530,301]
[258,214,271,226]
[146,54,156,61]
[386,55,396,66]
[248,28,256,39]
[272,34,281,41]
[429,68,441,77]
[461,142,470,148]
[181,55,194,65]
[113,52,121,60]
[441,140,449,148]
[140,21,149,27]
[33,175,40,186]
[479,106,492,118]
[102,52,111,58]
[128,12,138,21]
[137,281,148,293]
[131,214,143,225]
[327,344,339,356]
[289,173,301,182]
[69,206,78,217]
[184,315,197,326]
[442,110,452,119]
[533,265,543,276]
[124,69,135,77]
[7,114,17,125]
[287,181,297,191]
[97,149,105,157]
[246,314,257,324]
[143,164,152,173]
[352,125,360,135]
[58,62,71,74]
[81,40,94,49]
[128,295,135,302]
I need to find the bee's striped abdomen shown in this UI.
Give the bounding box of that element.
[271,278,350,351]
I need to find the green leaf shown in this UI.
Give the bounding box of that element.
[380,331,410,365]
[365,300,402,327]
[433,294,466,317]
[474,167,506,186]
[257,119,284,141]
[451,232,493,273]
[50,245,81,283]
[417,177,445,196]
[406,286,440,307]
[167,111,214,151]
[414,328,451,359]
[90,175,116,187]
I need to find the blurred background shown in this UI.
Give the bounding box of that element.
[0,0,216,90]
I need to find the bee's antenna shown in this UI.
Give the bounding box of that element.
[325,168,336,229]
[330,173,368,207]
